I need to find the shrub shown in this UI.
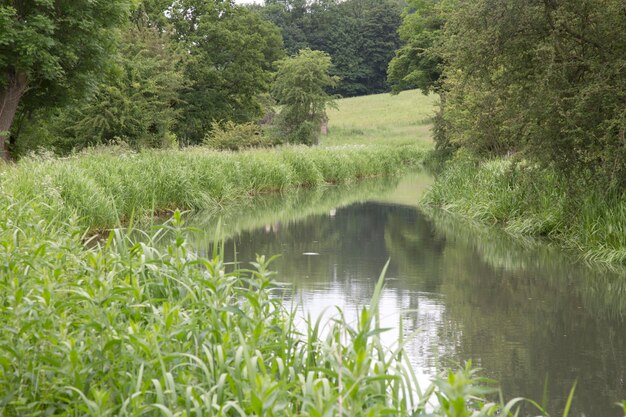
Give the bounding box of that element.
[203,121,278,151]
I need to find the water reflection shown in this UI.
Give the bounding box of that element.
[188,174,626,417]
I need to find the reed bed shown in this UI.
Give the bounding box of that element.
[422,154,626,266]
[1,137,623,414]
[0,148,601,416]
[1,144,425,231]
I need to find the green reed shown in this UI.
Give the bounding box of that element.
[0,194,459,416]
[1,142,623,415]
[422,153,626,266]
[1,144,425,231]
[0,182,622,415]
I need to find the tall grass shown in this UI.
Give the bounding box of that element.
[185,175,404,241]
[422,153,626,265]
[1,144,426,231]
[1,89,623,414]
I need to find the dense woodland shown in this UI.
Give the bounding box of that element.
[389,0,626,190]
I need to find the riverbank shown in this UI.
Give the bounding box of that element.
[421,154,626,266]
[1,143,425,231]
[0,182,424,415]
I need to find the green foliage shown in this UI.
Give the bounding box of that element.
[0,193,419,415]
[20,21,183,154]
[2,144,426,230]
[256,0,402,97]
[306,0,403,97]
[272,49,338,145]
[431,0,626,188]
[168,1,284,144]
[422,153,626,265]
[0,0,131,155]
[11,1,285,154]
[387,0,445,94]
[0,0,130,104]
[203,121,278,151]
[0,179,603,415]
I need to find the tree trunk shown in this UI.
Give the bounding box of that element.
[0,69,28,161]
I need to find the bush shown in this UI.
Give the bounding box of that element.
[203,121,278,151]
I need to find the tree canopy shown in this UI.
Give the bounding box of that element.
[256,0,403,97]
[168,0,284,144]
[387,0,445,94]
[11,0,285,154]
[272,49,338,145]
[397,0,626,189]
[0,0,131,158]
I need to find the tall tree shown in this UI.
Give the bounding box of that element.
[167,0,284,143]
[255,0,309,55]
[0,0,130,160]
[306,0,403,96]
[49,20,183,152]
[435,0,626,188]
[256,0,402,97]
[387,0,445,94]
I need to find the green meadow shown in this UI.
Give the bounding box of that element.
[324,89,436,147]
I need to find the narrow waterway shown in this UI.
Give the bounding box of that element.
[188,172,626,417]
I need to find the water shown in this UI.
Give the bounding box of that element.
[187,172,626,416]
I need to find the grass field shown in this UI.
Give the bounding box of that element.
[323,89,437,147]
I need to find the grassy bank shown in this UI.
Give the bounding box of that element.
[0,184,562,416]
[1,144,425,231]
[422,154,626,265]
[0,94,441,415]
[0,185,427,416]
[323,89,436,147]
[2,89,623,414]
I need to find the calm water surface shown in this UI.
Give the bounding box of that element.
[188,173,626,416]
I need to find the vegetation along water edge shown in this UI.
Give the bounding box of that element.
[0,143,425,232]
[421,153,626,266]
[2,192,619,416]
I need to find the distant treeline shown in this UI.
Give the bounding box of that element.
[250,0,404,97]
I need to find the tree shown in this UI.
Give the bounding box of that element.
[0,0,130,160]
[257,0,309,55]
[272,49,338,145]
[387,0,445,94]
[59,20,183,151]
[13,10,185,155]
[167,1,284,144]
[255,0,402,97]
[434,0,626,188]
